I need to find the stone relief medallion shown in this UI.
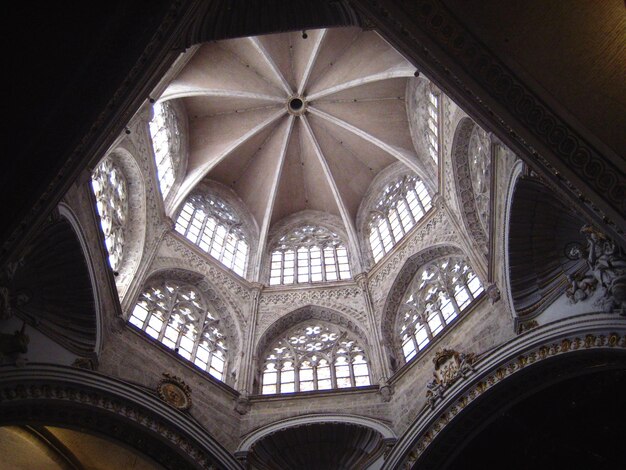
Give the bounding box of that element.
[426,349,476,409]
[157,373,192,411]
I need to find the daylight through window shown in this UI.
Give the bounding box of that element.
[368,175,432,263]
[149,101,181,199]
[261,323,370,394]
[269,226,351,285]
[399,256,483,362]
[175,194,248,277]
[129,280,227,381]
[91,156,128,272]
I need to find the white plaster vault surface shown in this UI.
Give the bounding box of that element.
[161,27,421,277]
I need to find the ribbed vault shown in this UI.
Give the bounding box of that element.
[248,421,387,470]
[508,177,586,318]
[161,27,426,280]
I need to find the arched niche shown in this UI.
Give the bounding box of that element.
[237,414,396,469]
[1,215,97,358]
[507,175,587,321]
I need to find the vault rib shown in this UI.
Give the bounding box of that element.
[248,37,293,96]
[170,108,287,214]
[307,68,415,101]
[252,115,296,280]
[297,29,327,95]
[301,116,363,273]
[160,88,284,103]
[308,106,423,176]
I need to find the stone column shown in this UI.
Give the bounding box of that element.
[238,282,263,398]
[354,273,390,383]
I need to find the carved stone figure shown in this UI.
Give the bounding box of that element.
[566,225,626,313]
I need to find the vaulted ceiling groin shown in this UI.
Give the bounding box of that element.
[508,177,586,318]
[7,217,97,356]
[248,421,387,470]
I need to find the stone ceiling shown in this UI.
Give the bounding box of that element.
[159,27,426,277]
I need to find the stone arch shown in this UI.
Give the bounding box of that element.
[0,364,240,469]
[131,267,243,387]
[506,173,587,322]
[451,117,489,255]
[357,162,435,268]
[57,203,105,358]
[236,413,396,467]
[381,244,467,370]
[98,145,148,294]
[264,210,359,280]
[383,316,626,469]
[254,304,375,393]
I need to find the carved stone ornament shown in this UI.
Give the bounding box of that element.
[426,349,476,409]
[486,283,501,304]
[157,373,192,411]
[565,225,626,314]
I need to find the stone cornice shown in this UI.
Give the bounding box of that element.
[0,363,242,470]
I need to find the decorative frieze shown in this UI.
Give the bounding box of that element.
[399,331,626,467]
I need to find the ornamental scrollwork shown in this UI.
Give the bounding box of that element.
[425,349,476,409]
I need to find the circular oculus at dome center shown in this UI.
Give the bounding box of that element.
[287,96,306,115]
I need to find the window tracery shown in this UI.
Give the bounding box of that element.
[149,101,181,199]
[261,323,371,394]
[398,256,483,362]
[91,156,128,272]
[175,193,249,277]
[129,280,227,381]
[468,125,491,233]
[367,175,432,263]
[269,226,351,285]
[426,91,440,163]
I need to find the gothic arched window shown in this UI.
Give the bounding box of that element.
[175,193,249,277]
[398,256,483,362]
[269,226,351,286]
[91,156,128,272]
[149,101,181,199]
[468,125,491,233]
[368,175,432,263]
[129,280,227,381]
[261,323,371,394]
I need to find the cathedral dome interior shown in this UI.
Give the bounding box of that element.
[2,2,624,469]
